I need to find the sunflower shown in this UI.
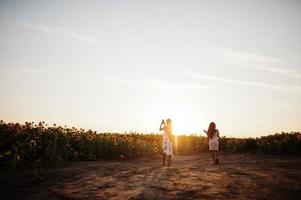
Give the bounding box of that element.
[25,123,31,129]
[87,133,95,141]
[29,139,37,147]
[127,137,134,143]
[62,130,68,136]
[153,147,159,153]
[73,151,79,157]
[76,135,81,141]
[122,135,127,142]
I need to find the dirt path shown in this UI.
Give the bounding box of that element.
[3,154,301,200]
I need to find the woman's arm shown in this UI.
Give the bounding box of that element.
[203,129,209,143]
[217,130,221,139]
[159,120,165,131]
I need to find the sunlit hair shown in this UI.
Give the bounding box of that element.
[207,122,216,139]
[166,119,172,134]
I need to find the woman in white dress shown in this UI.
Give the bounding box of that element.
[204,122,220,164]
[159,119,173,167]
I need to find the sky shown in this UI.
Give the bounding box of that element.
[0,0,301,137]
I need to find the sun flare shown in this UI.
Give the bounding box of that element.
[162,104,203,136]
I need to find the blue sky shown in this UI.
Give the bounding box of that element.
[0,0,300,137]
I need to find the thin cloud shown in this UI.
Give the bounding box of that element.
[20,68,40,74]
[18,21,96,43]
[108,77,211,91]
[188,72,301,93]
[1,68,40,74]
[212,48,300,78]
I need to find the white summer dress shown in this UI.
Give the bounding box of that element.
[162,129,173,156]
[209,129,219,151]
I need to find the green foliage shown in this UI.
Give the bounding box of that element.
[0,120,300,168]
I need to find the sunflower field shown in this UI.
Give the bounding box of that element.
[0,120,301,168]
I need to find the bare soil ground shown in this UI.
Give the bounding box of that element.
[1,153,301,200]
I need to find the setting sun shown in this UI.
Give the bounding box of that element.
[164,104,203,136]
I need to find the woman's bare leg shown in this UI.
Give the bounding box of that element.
[210,151,215,163]
[215,151,219,164]
[162,153,166,166]
[167,155,171,167]
[214,151,217,163]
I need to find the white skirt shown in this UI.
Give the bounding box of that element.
[209,139,219,151]
[162,134,173,156]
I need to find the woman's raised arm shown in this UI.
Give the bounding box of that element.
[159,120,165,131]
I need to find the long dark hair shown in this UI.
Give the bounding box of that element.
[207,122,216,139]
